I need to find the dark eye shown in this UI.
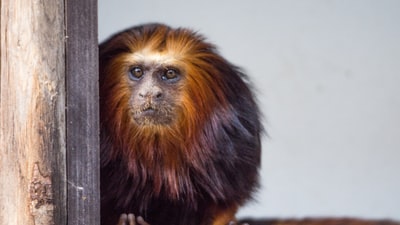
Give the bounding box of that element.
[129,67,143,80]
[162,68,179,81]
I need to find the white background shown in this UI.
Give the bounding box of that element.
[99,0,400,220]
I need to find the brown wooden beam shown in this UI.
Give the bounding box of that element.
[0,0,66,224]
[65,0,100,224]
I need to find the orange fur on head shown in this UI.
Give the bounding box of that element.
[100,24,262,225]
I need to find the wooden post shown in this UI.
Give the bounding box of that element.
[0,0,66,224]
[0,0,99,224]
[65,0,100,224]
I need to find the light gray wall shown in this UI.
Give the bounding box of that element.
[99,0,400,220]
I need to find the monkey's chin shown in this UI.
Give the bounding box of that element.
[132,111,173,126]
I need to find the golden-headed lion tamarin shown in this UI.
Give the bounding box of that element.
[99,23,262,225]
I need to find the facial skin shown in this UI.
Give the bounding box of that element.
[128,61,183,126]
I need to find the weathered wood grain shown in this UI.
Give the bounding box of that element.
[65,0,100,224]
[1,0,99,224]
[0,0,66,224]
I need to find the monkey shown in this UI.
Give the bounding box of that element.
[99,23,262,225]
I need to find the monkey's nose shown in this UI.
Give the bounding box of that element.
[138,88,163,100]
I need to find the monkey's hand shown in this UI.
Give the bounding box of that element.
[117,214,150,225]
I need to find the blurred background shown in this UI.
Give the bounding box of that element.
[98,0,400,221]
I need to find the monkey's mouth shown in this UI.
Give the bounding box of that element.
[132,105,173,126]
[136,105,158,117]
[141,106,156,114]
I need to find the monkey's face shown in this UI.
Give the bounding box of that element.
[100,25,224,131]
[127,52,184,126]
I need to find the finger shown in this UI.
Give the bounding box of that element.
[117,214,128,225]
[137,216,151,225]
[127,214,136,225]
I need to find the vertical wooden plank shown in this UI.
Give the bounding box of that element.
[0,0,66,224]
[65,0,100,224]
